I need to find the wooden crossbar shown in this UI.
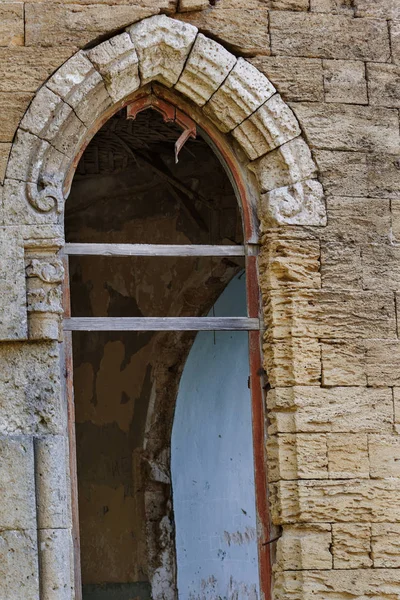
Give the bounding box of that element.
[64,317,260,331]
[64,243,246,257]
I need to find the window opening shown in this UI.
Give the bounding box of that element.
[63,99,269,600]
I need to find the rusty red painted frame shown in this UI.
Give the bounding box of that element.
[63,85,271,599]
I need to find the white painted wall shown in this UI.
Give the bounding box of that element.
[171,273,260,600]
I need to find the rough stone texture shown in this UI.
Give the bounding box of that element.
[204,57,275,133]
[176,7,270,56]
[263,339,322,387]
[321,242,362,289]
[34,436,71,529]
[366,153,400,200]
[271,479,400,524]
[86,32,140,103]
[0,143,11,182]
[128,15,197,87]
[233,94,301,160]
[323,59,368,104]
[0,436,36,529]
[371,523,400,568]
[392,20,400,65]
[38,529,74,600]
[276,524,332,571]
[0,47,74,93]
[369,435,400,479]
[175,33,236,106]
[249,137,317,192]
[259,238,321,290]
[275,569,400,598]
[269,12,391,61]
[310,0,354,13]
[0,3,24,47]
[323,196,391,244]
[332,523,372,568]
[249,56,324,102]
[314,150,368,197]
[291,102,400,153]
[259,180,326,227]
[0,529,39,600]
[25,4,158,47]
[267,433,328,480]
[362,244,400,291]
[367,63,400,109]
[321,340,366,386]
[0,341,64,435]
[354,0,400,18]
[327,433,369,479]
[0,228,27,340]
[178,0,209,12]
[267,387,393,434]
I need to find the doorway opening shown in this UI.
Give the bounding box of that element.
[64,98,267,600]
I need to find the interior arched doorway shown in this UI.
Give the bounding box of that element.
[2,13,327,600]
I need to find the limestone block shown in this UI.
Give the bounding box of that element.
[260,180,326,227]
[0,47,75,93]
[392,199,400,242]
[86,33,140,103]
[47,52,112,127]
[367,63,400,109]
[271,479,400,524]
[34,436,71,529]
[321,341,366,386]
[175,33,236,106]
[362,244,400,291]
[367,153,400,200]
[263,339,321,387]
[249,56,324,102]
[233,94,301,160]
[0,92,33,143]
[0,436,36,528]
[179,0,210,12]
[354,0,400,18]
[332,523,371,568]
[392,21,400,66]
[0,227,27,340]
[259,238,321,290]
[324,196,391,244]
[204,58,275,133]
[274,569,400,598]
[20,85,87,159]
[0,341,64,435]
[267,386,393,434]
[265,290,396,340]
[0,530,39,600]
[267,433,328,481]
[291,102,400,154]
[321,242,362,289]
[128,15,197,87]
[38,529,74,600]
[276,524,332,571]
[314,150,367,197]
[0,143,11,182]
[310,0,354,13]
[323,59,368,104]
[365,340,400,386]
[327,433,369,479]
[271,0,309,9]
[25,4,158,47]
[269,12,390,61]
[394,388,400,430]
[369,434,400,479]
[176,7,270,56]
[0,3,23,47]
[371,523,400,568]
[248,137,317,192]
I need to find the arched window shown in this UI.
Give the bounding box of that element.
[63,94,270,600]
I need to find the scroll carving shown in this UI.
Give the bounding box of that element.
[26,175,64,214]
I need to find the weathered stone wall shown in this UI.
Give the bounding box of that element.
[0,1,399,599]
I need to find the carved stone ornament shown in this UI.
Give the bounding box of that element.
[26,175,65,215]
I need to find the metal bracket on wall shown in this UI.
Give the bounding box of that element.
[126,95,197,163]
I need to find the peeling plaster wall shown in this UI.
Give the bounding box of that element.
[172,274,260,600]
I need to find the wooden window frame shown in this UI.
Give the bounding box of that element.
[62,96,272,600]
